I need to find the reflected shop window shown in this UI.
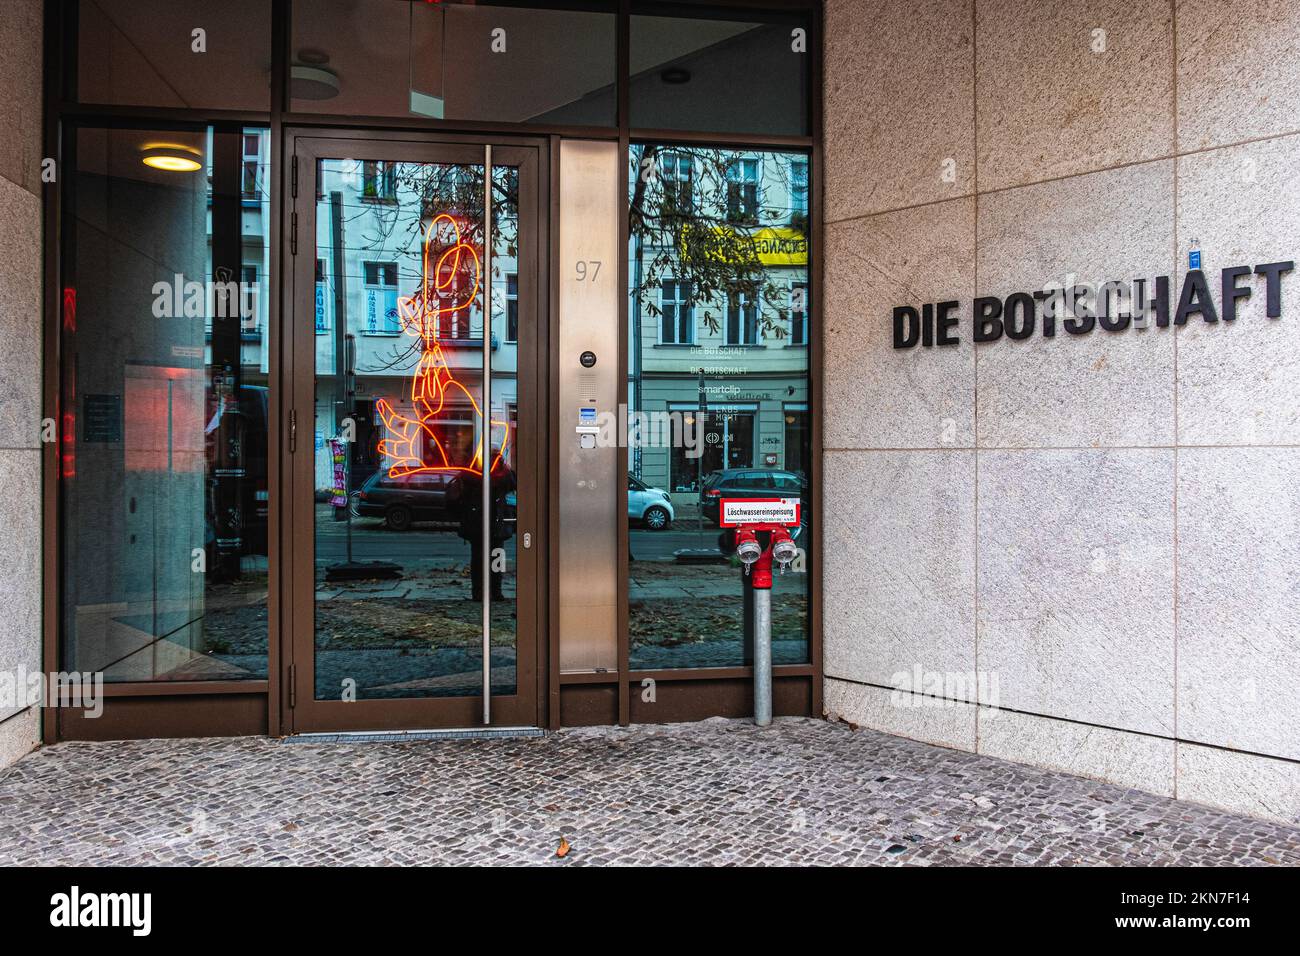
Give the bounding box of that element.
[60,125,271,682]
[627,144,811,670]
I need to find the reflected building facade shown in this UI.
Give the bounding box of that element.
[626,143,812,671]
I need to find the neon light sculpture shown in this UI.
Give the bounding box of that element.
[376,212,509,477]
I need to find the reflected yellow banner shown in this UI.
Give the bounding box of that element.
[681,225,808,267]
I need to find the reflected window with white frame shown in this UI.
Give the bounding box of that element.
[790,281,808,345]
[725,290,760,345]
[241,132,262,199]
[726,157,760,223]
[789,158,808,219]
[362,160,396,201]
[660,152,694,214]
[362,261,400,334]
[660,279,694,344]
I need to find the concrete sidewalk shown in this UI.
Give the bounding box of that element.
[1,717,1296,866]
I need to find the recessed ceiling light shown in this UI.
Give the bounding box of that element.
[660,67,691,85]
[140,144,202,172]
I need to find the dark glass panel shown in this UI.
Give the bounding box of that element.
[630,11,809,136]
[61,125,272,681]
[291,0,616,125]
[77,0,272,110]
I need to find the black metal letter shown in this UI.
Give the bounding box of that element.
[936,300,961,346]
[1004,292,1036,340]
[1174,269,1218,325]
[893,305,921,349]
[972,296,1004,342]
[1221,266,1252,322]
[1254,260,1294,319]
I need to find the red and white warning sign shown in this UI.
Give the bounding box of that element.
[719,497,802,528]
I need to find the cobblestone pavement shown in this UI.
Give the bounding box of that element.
[2,717,1298,866]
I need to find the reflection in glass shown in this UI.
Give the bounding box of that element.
[77,0,272,110]
[627,144,811,669]
[292,0,616,125]
[312,158,520,700]
[61,126,271,681]
[630,12,809,136]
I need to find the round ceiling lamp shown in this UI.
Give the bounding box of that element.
[291,64,341,100]
[140,144,202,172]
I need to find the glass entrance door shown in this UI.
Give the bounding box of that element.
[286,134,540,731]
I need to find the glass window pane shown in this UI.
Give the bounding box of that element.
[61,125,272,682]
[291,0,616,125]
[630,10,809,136]
[627,144,811,670]
[77,0,271,110]
[311,156,522,700]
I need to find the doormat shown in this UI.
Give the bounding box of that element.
[282,727,546,745]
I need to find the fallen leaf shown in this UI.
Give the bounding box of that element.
[556,837,571,858]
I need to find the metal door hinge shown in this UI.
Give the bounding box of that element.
[289,408,297,453]
[291,155,298,198]
[288,664,296,708]
[290,212,298,255]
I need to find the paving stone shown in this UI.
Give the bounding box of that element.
[0,718,1296,866]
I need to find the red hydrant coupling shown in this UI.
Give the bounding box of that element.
[735,524,796,589]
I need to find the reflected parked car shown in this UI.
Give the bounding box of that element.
[351,470,461,531]
[700,468,808,535]
[629,475,674,530]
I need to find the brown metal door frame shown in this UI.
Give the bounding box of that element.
[281,128,547,734]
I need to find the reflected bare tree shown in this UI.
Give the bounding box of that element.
[628,144,807,339]
[329,161,519,375]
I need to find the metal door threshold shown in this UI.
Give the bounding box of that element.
[282,727,546,745]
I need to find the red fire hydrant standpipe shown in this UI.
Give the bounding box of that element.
[732,523,799,727]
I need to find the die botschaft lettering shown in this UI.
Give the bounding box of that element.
[892,260,1294,349]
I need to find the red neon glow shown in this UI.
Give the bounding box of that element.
[61,364,76,478]
[376,213,509,478]
[62,287,76,332]
[61,411,75,478]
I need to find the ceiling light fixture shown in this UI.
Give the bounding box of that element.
[140,144,202,172]
[291,64,341,100]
